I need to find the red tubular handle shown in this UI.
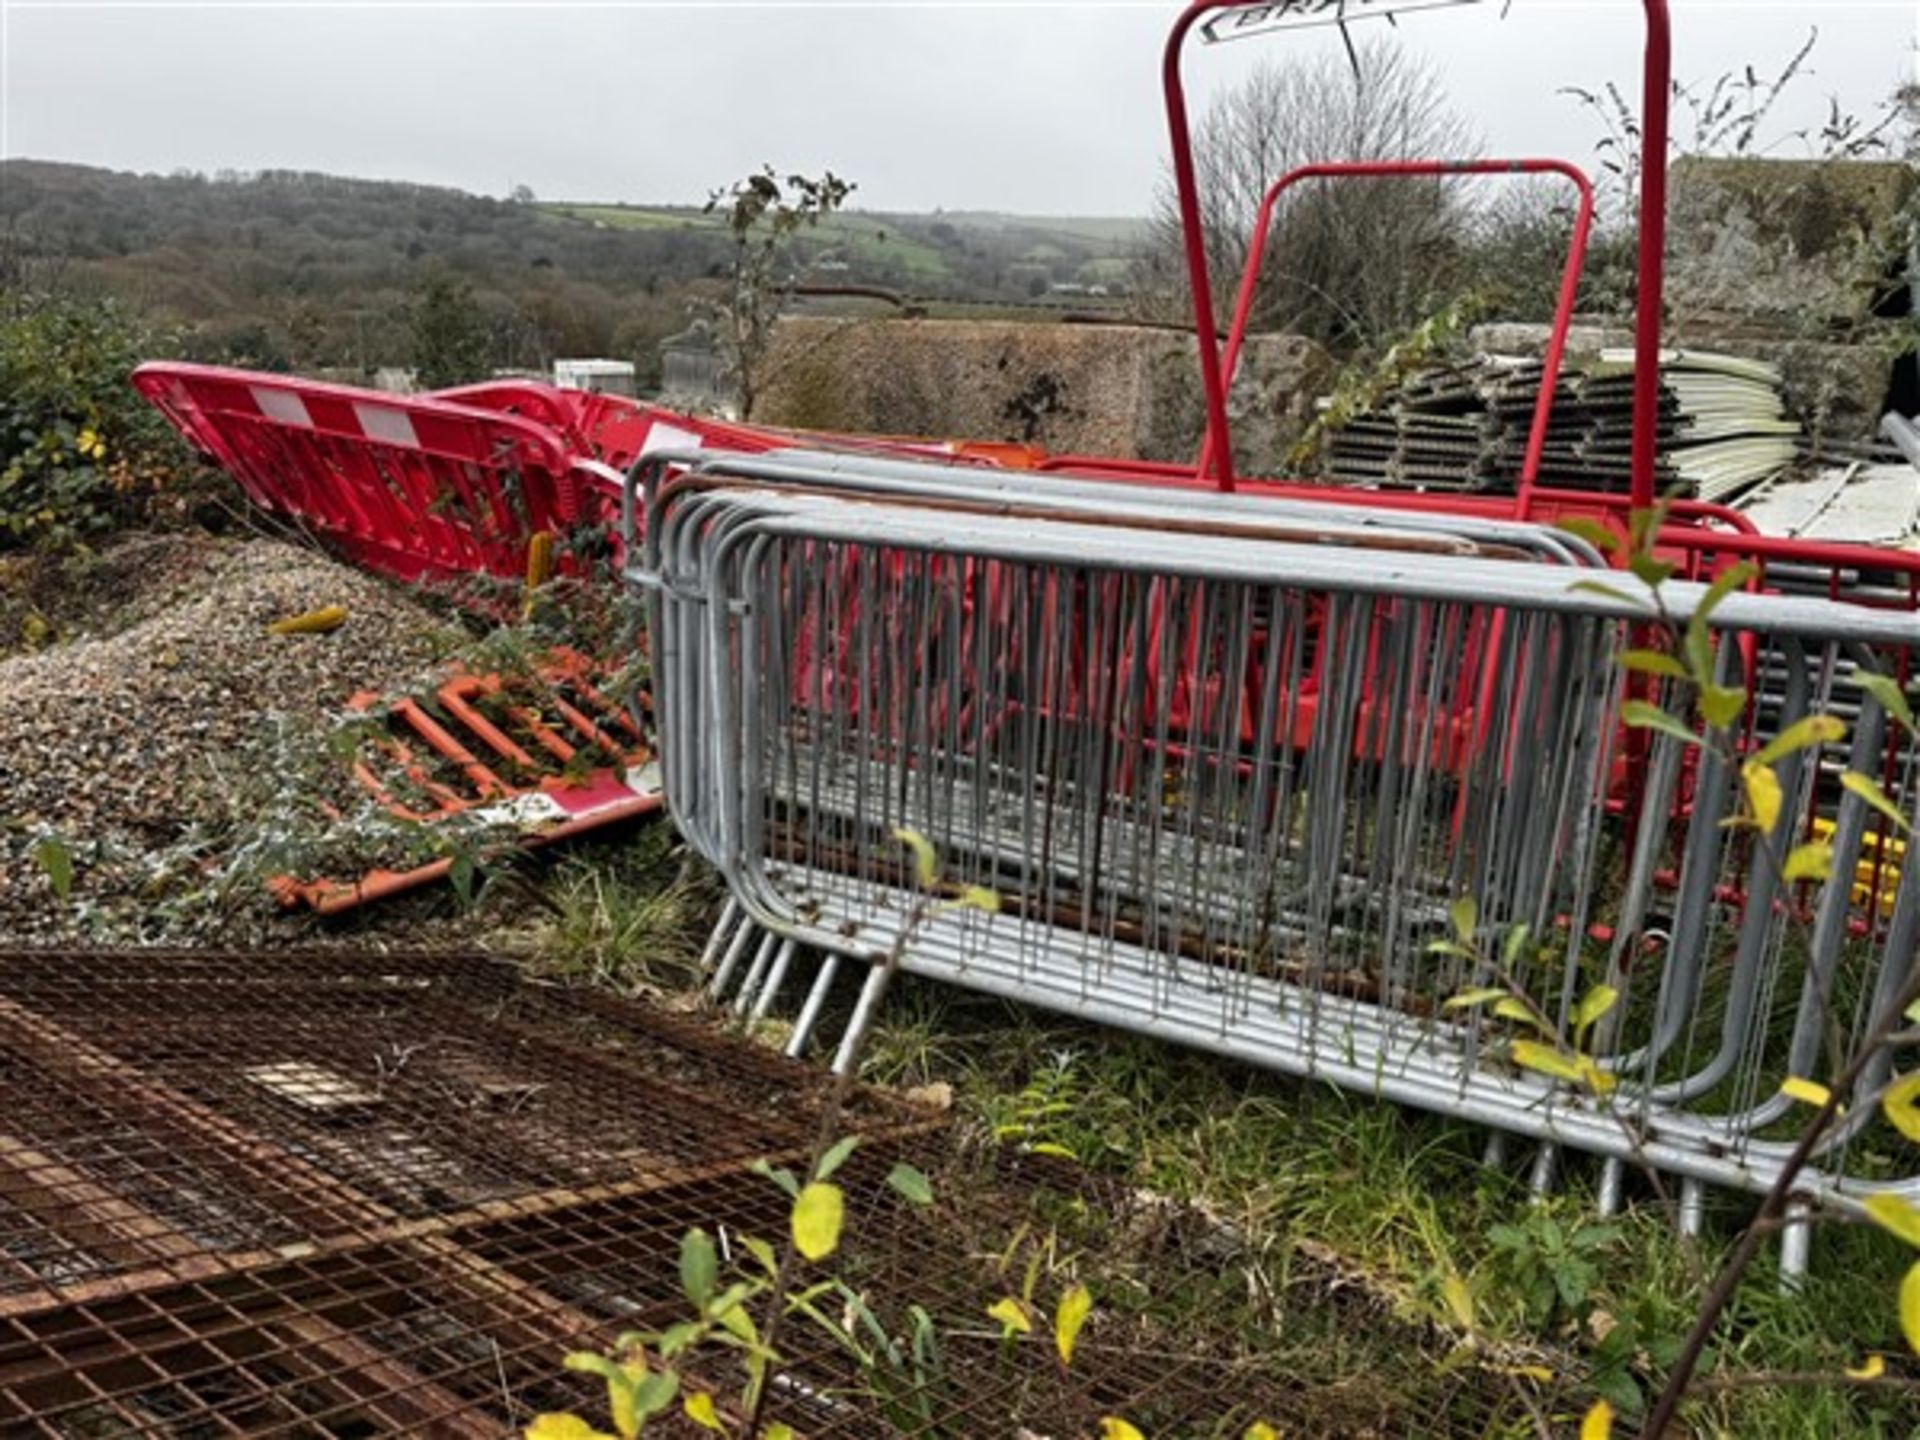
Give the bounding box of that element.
[1198,157,1596,519]
[1630,0,1672,512]
[1163,0,1671,504]
[1163,3,1237,490]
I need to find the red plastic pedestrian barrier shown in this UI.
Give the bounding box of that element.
[133,364,1041,599]
[133,363,602,588]
[425,380,778,471]
[269,647,659,914]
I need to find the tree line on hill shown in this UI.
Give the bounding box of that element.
[0,161,1145,390]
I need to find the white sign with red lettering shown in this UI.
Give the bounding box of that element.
[1199,0,1485,44]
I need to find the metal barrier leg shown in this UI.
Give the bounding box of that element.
[831,964,892,1077]
[1678,1179,1706,1239]
[786,956,843,1059]
[698,898,741,976]
[1596,1158,1625,1217]
[1528,1142,1558,1203]
[750,939,798,1024]
[1779,1200,1812,1293]
[732,931,780,1016]
[708,917,757,1002]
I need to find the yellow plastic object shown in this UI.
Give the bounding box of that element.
[1810,815,1906,916]
[523,531,555,620]
[266,605,348,636]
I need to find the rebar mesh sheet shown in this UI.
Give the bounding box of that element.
[0,949,1519,1437]
[0,949,856,1286]
[0,948,861,1436]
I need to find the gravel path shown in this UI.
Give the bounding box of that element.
[0,533,459,944]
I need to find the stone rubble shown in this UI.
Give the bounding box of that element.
[0,533,455,945]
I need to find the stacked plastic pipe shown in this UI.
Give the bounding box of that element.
[1323,348,1798,501]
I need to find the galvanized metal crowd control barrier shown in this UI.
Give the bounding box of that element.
[625,447,1920,1280]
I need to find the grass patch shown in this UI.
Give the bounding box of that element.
[855,977,1920,1436]
[516,824,715,995]
[520,828,1919,1434]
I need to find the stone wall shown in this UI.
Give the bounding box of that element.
[1667,156,1915,330]
[1473,157,1916,442]
[753,317,1330,469]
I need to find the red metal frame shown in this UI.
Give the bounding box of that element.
[1202,158,1596,519]
[1161,0,1672,507]
[1039,449,1920,593]
[1040,450,1757,533]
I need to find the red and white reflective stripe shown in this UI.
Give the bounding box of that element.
[250,387,312,427]
[352,402,420,449]
[638,420,705,459]
[571,458,625,493]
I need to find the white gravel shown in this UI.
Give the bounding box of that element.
[0,534,456,944]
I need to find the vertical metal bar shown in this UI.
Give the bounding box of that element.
[1528,1143,1558,1203]
[1779,1199,1811,1293]
[1596,1158,1625,1218]
[1677,1179,1706,1239]
[732,927,779,1017]
[698,898,741,976]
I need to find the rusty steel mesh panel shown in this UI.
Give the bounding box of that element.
[0,950,1524,1437]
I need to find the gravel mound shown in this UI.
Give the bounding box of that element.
[0,535,454,944]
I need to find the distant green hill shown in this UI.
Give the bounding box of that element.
[0,160,1147,383]
[538,202,1147,296]
[541,204,957,282]
[904,210,1149,246]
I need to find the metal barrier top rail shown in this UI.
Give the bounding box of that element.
[632,460,1920,648]
[637,447,1609,568]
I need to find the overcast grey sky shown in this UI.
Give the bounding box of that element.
[2,1,1913,215]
